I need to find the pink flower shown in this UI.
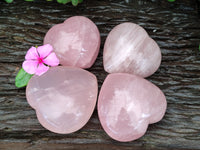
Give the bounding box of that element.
[22,44,59,76]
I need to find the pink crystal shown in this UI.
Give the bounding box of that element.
[26,66,98,134]
[44,16,100,68]
[103,23,161,78]
[98,73,167,142]
[43,16,100,69]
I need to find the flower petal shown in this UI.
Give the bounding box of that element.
[43,52,60,66]
[35,63,49,76]
[37,44,53,59]
[22,60,38,74]
[25,46,38,60]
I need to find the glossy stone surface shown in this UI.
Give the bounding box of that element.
[103,23,161,78]
[44,16,100,68]
[98,73,167,142]
[26,66,98,134]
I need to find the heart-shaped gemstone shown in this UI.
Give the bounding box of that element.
[103,23,161,78]
[44,16,100,68]
[26,66,98,134]
[98,73,167,142]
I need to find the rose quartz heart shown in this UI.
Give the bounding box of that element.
[26,66,98,134]
[98,73,167,142]
[44,16,100,68]
[103,23,161,78]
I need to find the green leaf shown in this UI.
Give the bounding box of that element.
[5,0,13,3]
[72,0,78,6]
[57,0,63,3]
[15,68,33,88]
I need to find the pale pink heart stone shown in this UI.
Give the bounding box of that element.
[103,23,161,78]
[98,73,167,142]
[26,66,98,134]
[43,16,100,69]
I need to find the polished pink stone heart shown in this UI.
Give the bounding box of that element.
[26,66,98,134]
[98,73,167,142]
[103,23,161,78]
[44,16,100,68]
